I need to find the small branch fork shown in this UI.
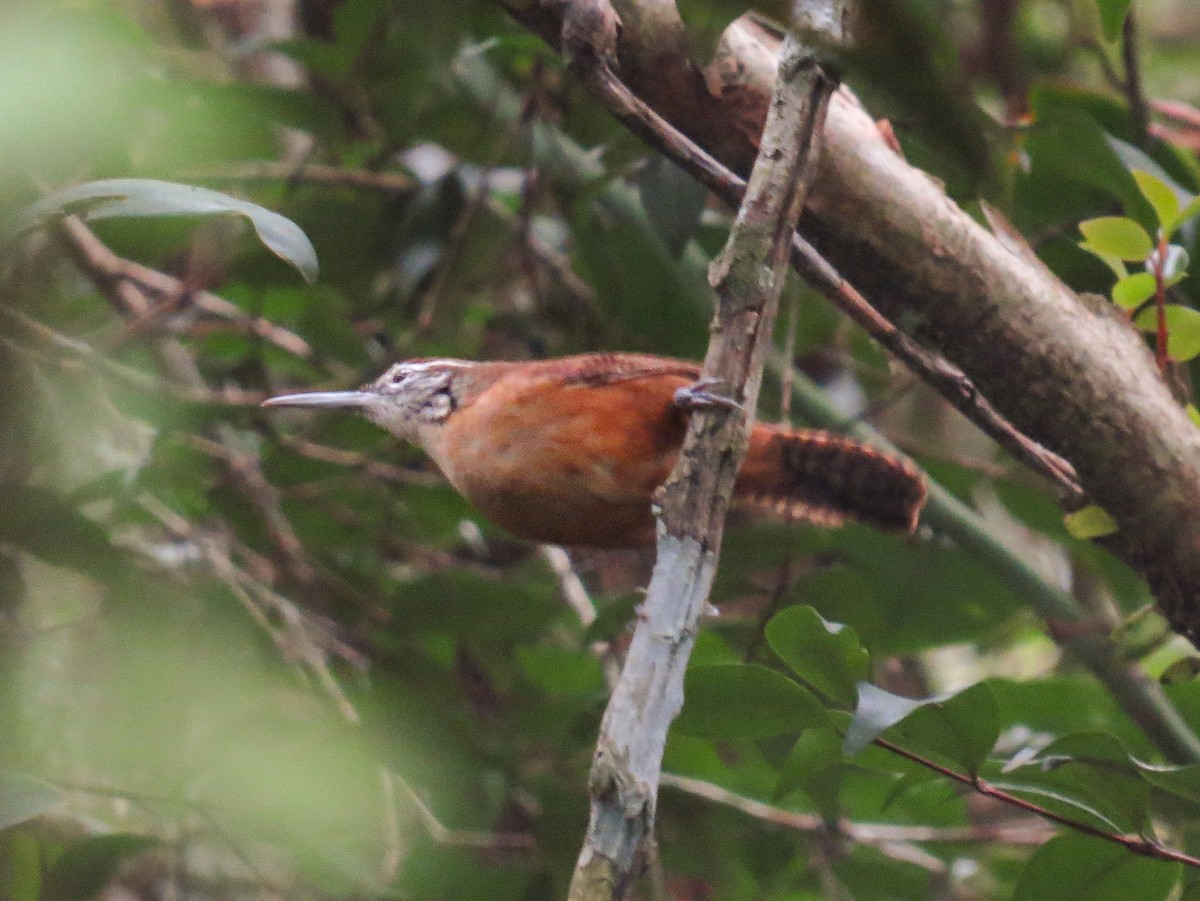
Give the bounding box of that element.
[565,5,843,898]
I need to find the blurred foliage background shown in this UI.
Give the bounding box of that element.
[3,0,1200,899]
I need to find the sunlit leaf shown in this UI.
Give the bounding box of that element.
[1064,505,1119,539]
[1078,216,1153,262]
[1175,195,1200,234]
[1110,272,1155,309]
[1133,170,1180,231]
[1134,305,1200,361]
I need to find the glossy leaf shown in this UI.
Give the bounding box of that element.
[844,682,1000,777]
[1110,272,1155,309]
[1133,170,1180,231]
[1176,194,1200,233]
[764,605,869,707]
[675,664,828,739]
[6,178,319,282]
[1134,305,1200,361]
[1014,833,1179,901]
[1004,732,1150,834]
[1078,216,1153,262]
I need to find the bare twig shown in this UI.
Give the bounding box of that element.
[55,216,312,359]
[659,772,1054,847]
[389,774,537,852]
[1121,11,1150,148]
[566,9,843,897]
[541,545,622,688]
[57,217,318,586]
[193,161,416,197]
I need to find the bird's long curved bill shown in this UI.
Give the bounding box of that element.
[262,390,375,409]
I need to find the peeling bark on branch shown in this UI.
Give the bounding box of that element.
[564,13,841,898]
[499,0,1200,644]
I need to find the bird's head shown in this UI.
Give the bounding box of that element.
[262,359,470,442]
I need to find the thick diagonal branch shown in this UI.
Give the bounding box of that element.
[500,0,1200,644]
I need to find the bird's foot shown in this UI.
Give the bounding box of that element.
[674,377,744,414]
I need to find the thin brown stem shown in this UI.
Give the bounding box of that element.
[875,737,1200,869]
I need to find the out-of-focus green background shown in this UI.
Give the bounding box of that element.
[3,1,1200,898]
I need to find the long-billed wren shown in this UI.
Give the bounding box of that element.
[263,353,925,547]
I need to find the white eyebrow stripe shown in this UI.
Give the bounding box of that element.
[392,359,469,373]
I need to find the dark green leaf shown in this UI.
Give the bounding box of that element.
[0,487,130,582]
[845,682,999,778]
[1133,759,1200,806]
[42,834,159,901]
[1013,833,1179,901]
[1001,732,1150,834]
[675,664,827,739]
[764,605,869,707]
[774,728,844,822]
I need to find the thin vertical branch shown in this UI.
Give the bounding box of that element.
[563,4,845,898]
[1122,11,1151,148]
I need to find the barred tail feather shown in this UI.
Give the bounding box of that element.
[734,425,926,533]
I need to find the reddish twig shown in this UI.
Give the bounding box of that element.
[875,737,1200,869]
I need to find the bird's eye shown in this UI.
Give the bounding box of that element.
[391,371,407,384]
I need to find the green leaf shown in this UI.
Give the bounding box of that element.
[844,682,1000,777]
[764,606,870,707]
[675,664,828,739]
[1014,833,1179,901]
[774,728,845,822]
[1079,242,1130,279]
[0,773,61,830]
[5,178,318,282]
[1133,170,1180,231]
[1188,404,1200,429]
[1094,0,1134,42]
[1134,305,1200,361]
[1078,216,1153,261]
[42,835,160,901]
[1174,195,1200,233]
[1159,657,1200,685]
[1132,759,1200,806]
[1064,505,1119,539]
[1004,732,1150,834]
[1111,272,1155,309]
